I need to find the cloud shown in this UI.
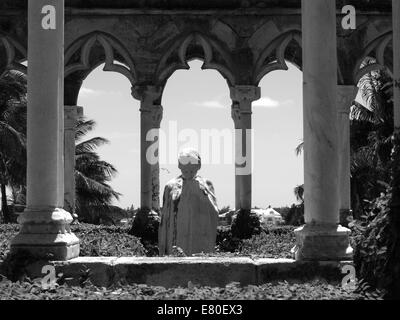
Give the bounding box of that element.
[192,100,226,109]
[79,87,101,97]
[79,87,122,98]
[253,97,294,108]
[192,96,294,109]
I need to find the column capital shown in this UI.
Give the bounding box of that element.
[230,85,261,103]
[337,85,357,114]
[131,85,163,104]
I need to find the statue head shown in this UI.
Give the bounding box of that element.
[178,148,201,180]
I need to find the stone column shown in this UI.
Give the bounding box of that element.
[230,86,260,211]
[130,85,163,240]
[337,86,357,226]
[231,102,241,211]
[64,105,83,218]
[11,0,79,260]
[292,0,352,261]
[132,86,163,211]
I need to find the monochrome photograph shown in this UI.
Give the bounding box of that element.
[0,0,399,310]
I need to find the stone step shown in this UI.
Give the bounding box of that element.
[26,257,353,288]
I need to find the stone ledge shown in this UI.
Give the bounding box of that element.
[24,257,355,288]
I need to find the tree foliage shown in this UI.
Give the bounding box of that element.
[75,117,122,224]
[0,70,27,223]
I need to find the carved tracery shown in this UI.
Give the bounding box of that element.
[155,32,235,87]
[0,34,27,76]
[65,32,137,85]
[253,30,302,84]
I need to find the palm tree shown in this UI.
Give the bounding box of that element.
[74,117,122,224]
[294,141,305,204]
[0,70,27,223]
[294,185,304,203]
[350,58,393,217]
[349,58,400,297]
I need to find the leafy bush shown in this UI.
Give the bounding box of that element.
[215,225,296,259]
[216,226,241,253]
[239,227,296,259]
[351,192,391,295]
[0,224,147,260]
[74,224,146,257]
[284,204,304,226]
[129,209,160,245]
[231,209,262,240]
[0,278,366,300]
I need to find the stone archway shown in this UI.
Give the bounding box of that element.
[62,31,138,216]
[0,0,396,262]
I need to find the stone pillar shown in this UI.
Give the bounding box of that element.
[64,105,83,218]
[11,0,79,260]
[337,86,357,226]
[132,85,163,211]
[230,86,260,211]
[130,85,163,240]
[292,0,352,261]
[231,102,241,211]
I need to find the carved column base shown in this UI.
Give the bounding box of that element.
[130,208,160,243]
[10,208,80,261]
[291,224,353,261]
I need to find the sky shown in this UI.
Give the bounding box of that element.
[77,60,304,210]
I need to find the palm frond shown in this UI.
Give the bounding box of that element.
[75,118,96,142]
[76,137,109,154]
[295,141,304,156]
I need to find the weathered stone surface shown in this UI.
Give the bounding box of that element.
[292,225,353,261]
[0,1,394,88]
[3,0,392,263]
[11,208,80,261]
[114,257,257,288]
[53,257,117,287]
[256,259,353,283]
[37,257,351,288]
[9,0,80,261]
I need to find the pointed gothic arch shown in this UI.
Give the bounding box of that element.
[65,31,137,85]
[155,32,235,88]
[0,33,27,76]
[253,30,302,84]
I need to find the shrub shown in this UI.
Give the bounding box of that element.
[129,209,160,245]
[285,204,304,226]
[239,227,296,259]
[0,224,147,260]
[73,224,146,257]
[351,192,391,296]
[216,226,241,252]
[231,209,262,240]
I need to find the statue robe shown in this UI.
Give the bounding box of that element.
[158,175,219,256]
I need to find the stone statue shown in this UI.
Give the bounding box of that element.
[158,149,219,256]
